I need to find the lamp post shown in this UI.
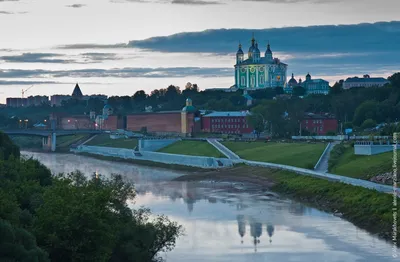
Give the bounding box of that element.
[24,119,28,129]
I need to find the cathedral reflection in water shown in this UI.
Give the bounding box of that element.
[237,214,275,252]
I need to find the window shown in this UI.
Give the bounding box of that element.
[260,75,264,84]
[250,76,255,87]
[241,76,245,86]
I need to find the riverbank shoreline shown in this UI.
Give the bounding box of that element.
[175,166,399,247]
[31,149,399,247]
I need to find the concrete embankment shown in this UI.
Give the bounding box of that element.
[72,145,234,169]
[72,144,399,196]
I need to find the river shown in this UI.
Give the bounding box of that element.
[23,151,399,262]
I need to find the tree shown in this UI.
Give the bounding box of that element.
[330,82,343,95]
[0,131,20,160]
[33,172,182,262]
[133,90,147,102]
[389,72,400,88]
[0,220,49,262]
[361,119,377,130]
[292,86,306,97]
[275,86,284,95]
[353,100,379,126]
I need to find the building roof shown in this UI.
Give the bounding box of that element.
[303,79,329,84]
[303,112,336,119]
[203,111,250,117]
[238,57,287,66]
[182,105,196,113]
[344,77,389,83]
[72,83,83,97]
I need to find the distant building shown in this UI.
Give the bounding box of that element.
[83,94,108,101]
[301,73,330,95]
[126,98,198,136]
[72,83,84,99]
[301,112,338,135]
[234,35,288,90]
[205,87,237,93]
[50,112,94,130]
[7,95,50,107]
[50,95,71,106]
[6,98,28,107]
[26,95,49,106]
[243,91,253,106]
[343,75,389,89]
[201,111,252,134]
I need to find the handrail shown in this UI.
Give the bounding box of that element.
[314,142,331,170]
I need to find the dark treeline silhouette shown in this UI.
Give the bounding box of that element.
[0,132,182,261]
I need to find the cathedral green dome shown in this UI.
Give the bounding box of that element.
[237,43,244,55]
[182,98,196,113]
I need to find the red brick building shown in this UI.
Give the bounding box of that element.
[126,99,198,136]
[101,115,124,131]
[301,113,338,135]
[201,111,252,134]
[50,113,94,130]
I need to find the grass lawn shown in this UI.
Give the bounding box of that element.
[222,141,327,169]
[330,145,393,179]
[85,134,138,149]
[158,140,226,158]
[56,134,91,151]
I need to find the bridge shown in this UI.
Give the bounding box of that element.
[1,129,104,152]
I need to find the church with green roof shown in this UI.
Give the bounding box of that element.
[233,35,288,90]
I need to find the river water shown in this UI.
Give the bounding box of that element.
[23,151,399,262]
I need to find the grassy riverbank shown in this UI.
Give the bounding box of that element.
[222,141,326,169]
[329,143,393,180]
[85,134,138,149]
[176,165,399,246]
[158,140,225,158]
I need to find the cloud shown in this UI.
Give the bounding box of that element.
[0,67,232,79]
[0,52,122,64]
[112,0,221,4]
[111,0,341,4]
[58,43,128,49]
[0,53,74,63]
[127,21,400,54]
[81,53,121,62]
[171,0,221,4]
[66,4,86,8]
[0,80,58,85]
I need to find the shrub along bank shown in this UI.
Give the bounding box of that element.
[269,170,398,245]
[0,131,182,262]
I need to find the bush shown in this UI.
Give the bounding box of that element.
[325,131,336,136]
[361,119,377,129]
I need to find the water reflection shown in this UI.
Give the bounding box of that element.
[24,152,400,262]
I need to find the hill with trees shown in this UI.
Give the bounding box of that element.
[1,73,399,138]
[0,131,182,261]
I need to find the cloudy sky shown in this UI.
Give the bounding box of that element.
[0,0,399,102]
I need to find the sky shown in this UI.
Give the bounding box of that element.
[0,0,399,102]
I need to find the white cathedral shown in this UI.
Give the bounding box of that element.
[233,35,288,90]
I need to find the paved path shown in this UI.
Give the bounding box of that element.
[207,139,241,160]
[206,139,398,196]
[243,159,399,196]
[315,141,341,173]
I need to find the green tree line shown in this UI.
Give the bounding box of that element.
[0,131,182,261]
